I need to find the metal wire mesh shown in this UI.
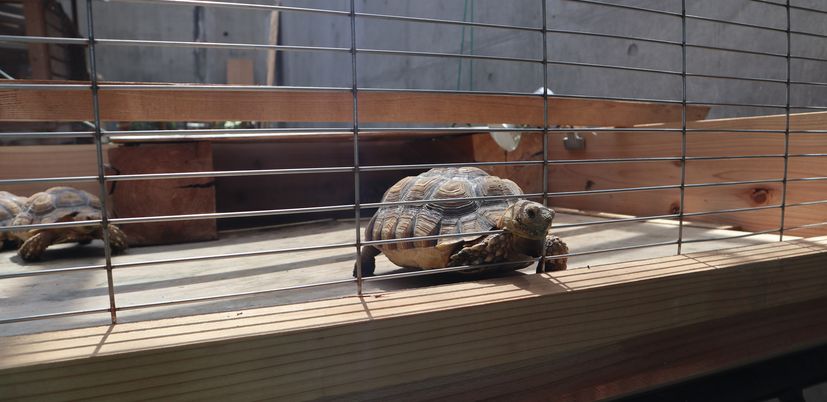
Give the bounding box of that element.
[0,0,824,328]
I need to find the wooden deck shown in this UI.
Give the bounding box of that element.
[0,212,791,336]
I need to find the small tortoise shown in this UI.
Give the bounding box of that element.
[355,167,568,277]
[0,191,27,250]
[11,187,128,261]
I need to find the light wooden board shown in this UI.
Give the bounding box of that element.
[0,144,109,196]
[472,111,827,237]
[0,239,825,400]
[0,80,709,126]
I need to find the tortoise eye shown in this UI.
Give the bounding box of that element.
[526,209,536,219]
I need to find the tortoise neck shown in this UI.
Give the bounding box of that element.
[508,233,543,257]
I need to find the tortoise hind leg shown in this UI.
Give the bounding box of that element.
[18,232,56,261]
[353,246,381,278]
[536,234,568,273]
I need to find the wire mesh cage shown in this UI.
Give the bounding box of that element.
[1,0,826,336]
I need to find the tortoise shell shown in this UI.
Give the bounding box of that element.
[12,187,103,234]
[0,191,26,241]
[366,167,523,269]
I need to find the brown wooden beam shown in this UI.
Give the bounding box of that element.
[0,81,710,126]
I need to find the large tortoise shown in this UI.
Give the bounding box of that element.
[0,191,27,250]
[12,187,128,261]
[355,167,568,277]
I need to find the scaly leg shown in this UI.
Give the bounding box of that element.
[107,225,129,253]
[536,234,568,273]
[18,231,56,261]
[353,246,381,278]
[448,233,513,271]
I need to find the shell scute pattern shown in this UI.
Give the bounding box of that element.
[0,192,26,242]
[13,187,103,228]
[367,167,523,252]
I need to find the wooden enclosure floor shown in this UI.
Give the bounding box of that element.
[0,213,793,336]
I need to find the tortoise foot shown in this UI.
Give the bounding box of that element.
[106,225,129,254]
[536,235,568,273]
[18,232,55,262]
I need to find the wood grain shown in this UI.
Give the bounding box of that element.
[472,111,827,237]
[1,240,826,400]
[0,80,709,127]
[108,142,217,246]
[0,144,108,196]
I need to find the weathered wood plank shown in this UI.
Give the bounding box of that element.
[1,241,825,400]
[0,81,709,126]
[0,144,107,196]
[108,142,217,246]
[472,111,827,237]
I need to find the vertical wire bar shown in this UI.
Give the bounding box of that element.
[85,0,118,323]
[540,0,550,272]
[677,0,688,254]
[779,0,792,241]
[350,0,363,295]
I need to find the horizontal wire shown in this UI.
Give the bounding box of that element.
[114,278,359,312]
[98,83,351,92]
[108,205,356,225]
[681,228,780,244]
[0,264,106,280]
[0,34,88,45]
[355,11,542,32]
[101,0,351,17]
[546,59,680,76]
[545,28,681,46]
[686,43,786,59]
[0,219,101,234]
[0,308,111,325]
[113,242,355,270]
[686,72,787,85]
[357,48,542,64]
[0,131,95,139]
[687,14,786,34]
[565,0,680,17]
[0,175,98,186]
[96,38,350,53]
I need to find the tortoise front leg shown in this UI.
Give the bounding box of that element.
[448,233,511,268]
[536,234,569,273]
[18,231,56,261]
[107,225,129,253]
[91,224,129,254]
[353,245,381,278]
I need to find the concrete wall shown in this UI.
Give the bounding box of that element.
[65,0,827,119]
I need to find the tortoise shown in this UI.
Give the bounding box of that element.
[11,187,128,261]
[355,167,568,277]
[0,191,27,250]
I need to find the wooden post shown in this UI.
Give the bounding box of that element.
[22,0,51,79]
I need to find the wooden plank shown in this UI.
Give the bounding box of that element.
[226,58,254,85]
[108,142,217,246]
[0,241,826,400]
[472,111,827,237]
[22,0,50,79]
[0,144,107,196]
[0,80,709,126]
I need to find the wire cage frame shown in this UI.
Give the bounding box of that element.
[0,0,821,328]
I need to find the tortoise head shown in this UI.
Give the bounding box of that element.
[500,200,555,240]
